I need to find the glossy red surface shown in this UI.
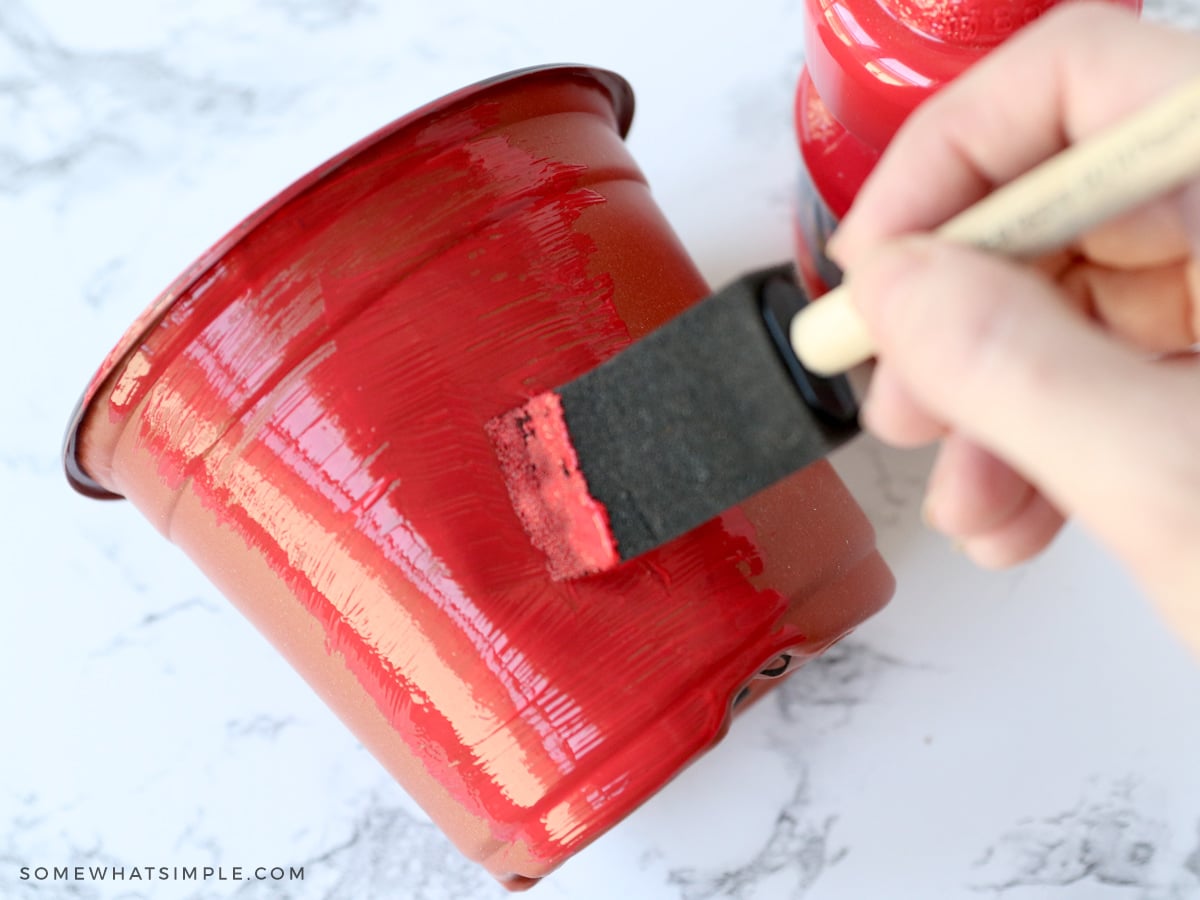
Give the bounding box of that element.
[794,67,872,296]
[803,0,1141,151]
[67,67,893,886]
[487,392,619,581]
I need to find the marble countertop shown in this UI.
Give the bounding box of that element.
[4,1,1200,898]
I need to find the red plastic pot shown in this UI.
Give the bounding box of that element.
[64,65,893,888]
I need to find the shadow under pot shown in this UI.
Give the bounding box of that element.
[63,65,894,889]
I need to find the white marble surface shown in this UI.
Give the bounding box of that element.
[4,1,1200,898]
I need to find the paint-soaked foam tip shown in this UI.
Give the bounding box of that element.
[485,392,619,580]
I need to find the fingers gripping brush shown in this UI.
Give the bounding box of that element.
[489,75,1200,580]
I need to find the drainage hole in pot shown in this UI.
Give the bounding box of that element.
[757,654,792,679]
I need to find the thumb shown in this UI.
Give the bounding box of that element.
[850,236,1199,577]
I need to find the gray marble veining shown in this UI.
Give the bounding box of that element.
[5,1,1200,898]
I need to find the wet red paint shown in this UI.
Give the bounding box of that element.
[486,392,618,581]
[66,67,893,886]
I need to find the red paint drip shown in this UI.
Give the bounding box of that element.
[486,392,618,581]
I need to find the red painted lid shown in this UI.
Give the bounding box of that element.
[803,0,1142,150]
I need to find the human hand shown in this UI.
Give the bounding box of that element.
[827,3,1200,650]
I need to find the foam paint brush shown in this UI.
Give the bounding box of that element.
[487,266,860,579]
[488,75,1200,580]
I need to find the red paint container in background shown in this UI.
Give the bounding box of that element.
[794,0,1143,297]
[64,66,893,888]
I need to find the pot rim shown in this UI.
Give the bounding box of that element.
[62,63,635,500]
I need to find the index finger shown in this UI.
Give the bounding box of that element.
[829,4,1200,269]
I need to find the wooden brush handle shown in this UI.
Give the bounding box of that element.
[790,75,1200,376]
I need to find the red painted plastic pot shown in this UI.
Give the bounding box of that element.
[64,66,893,888]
